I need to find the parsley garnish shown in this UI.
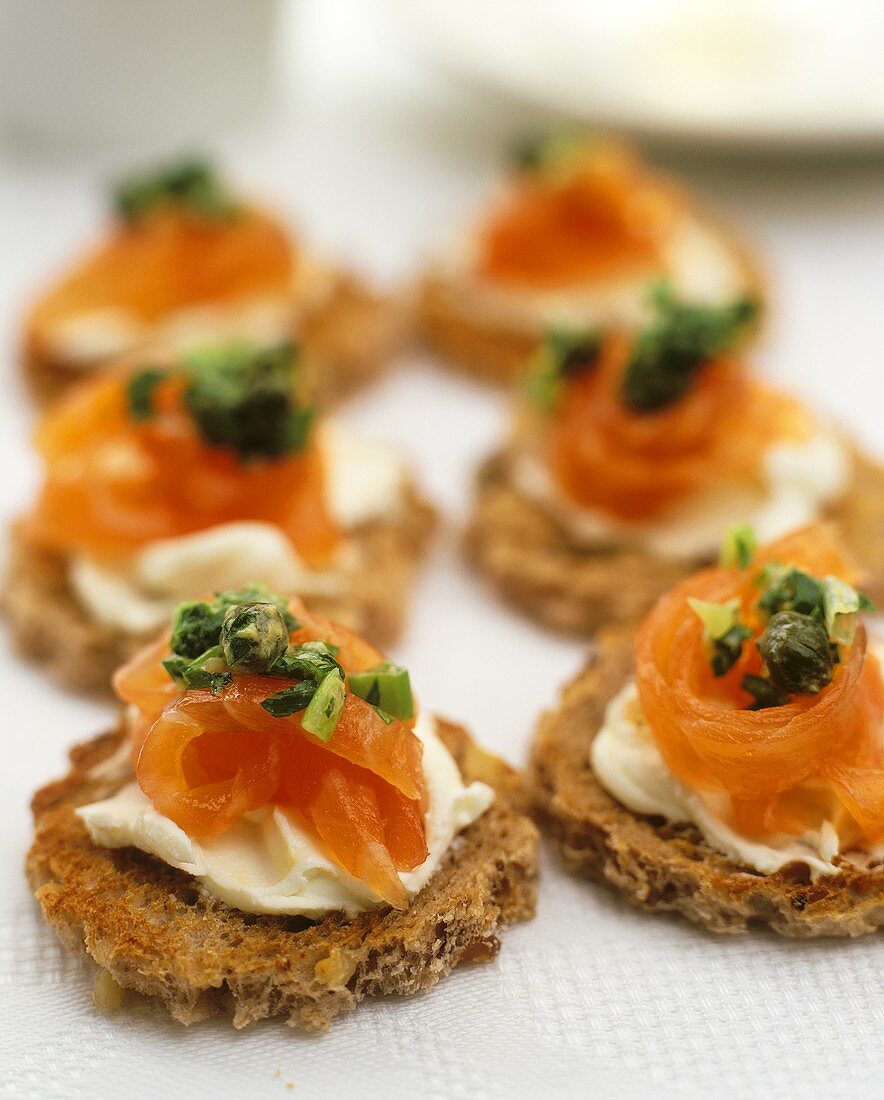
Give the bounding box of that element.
[621,285,759,413]
[114,160,236,223]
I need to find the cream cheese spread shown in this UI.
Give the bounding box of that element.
[42,253,337,370]
[437,211,749,335]
[510,430,850,563]
[591,679,877,878]
[78,713,494,917]
[68,421,409,634]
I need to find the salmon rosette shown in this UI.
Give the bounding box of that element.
[507,285,849,556]
[420,133,761,384]
[24,161,321,380]
[6,337,431,685]
[26,343,338,565]
[110,591,435,908]
[595,524,884,872]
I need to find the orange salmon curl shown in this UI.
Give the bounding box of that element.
[545,333,810,522]
[478,140,680,289]
[114,598,427,909]
[24,362,340,567]
[634,526,884,846]
[27,202,296,352]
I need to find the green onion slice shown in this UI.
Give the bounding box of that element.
[348,662,414,720]
[301,671,346,742]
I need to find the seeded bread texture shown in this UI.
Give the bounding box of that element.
[27,719,538,1031]
[529,628,884,937]
[465,447,884,636]
[25,273,408,407]
[1,488,435,693]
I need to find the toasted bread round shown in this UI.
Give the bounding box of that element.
[529,628,884,937]
[2,488,435,693]
[465,447,884,636]
[419,214,763,386]
[28,719,538,1031]
[25,273,409,407]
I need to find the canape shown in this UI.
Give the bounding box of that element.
[420,134,761,384]
[530,524,884,937]
[28,592,538,1029]
[465,287,884,633]
[3,341,434,690]
[24,160,405,404]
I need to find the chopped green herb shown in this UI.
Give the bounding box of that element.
[126,368,167,422]
[300,671,346,742]
[220,601,290,673]
[720,523,757,571]
[260,680,317,719]
[268,644,343,685]
[178,645,233,694]
[687,597,741,640]
[182,341,314,463]
[688,596,752,676]
[822,576,874,647]
[170,599,227,660]
[167,584,297,663]
[741,673,791,711]
[114,160,236,223]
[348,662,414,720]
[758,611,834,695]
[161,654,189,686]
[525,328,602,413]
[621,285,760,412]
[511,129,588,174]
[757,565,826,622]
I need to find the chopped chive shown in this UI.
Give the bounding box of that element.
[301,671,346,742]
[126,368,167,422]
[348,662,414,720]
[719,523,757,570]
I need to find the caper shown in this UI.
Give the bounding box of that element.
[220,601,290,673]
[757,611,833,695]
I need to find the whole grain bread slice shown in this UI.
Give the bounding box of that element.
[529,629,884,937]
[28,718,538,1031]
[25,272,408,407]
[465,447,884,636]
[2,487,435,693]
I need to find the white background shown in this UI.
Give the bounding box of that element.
[1,3,884,1098]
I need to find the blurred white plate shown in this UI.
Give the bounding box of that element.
[393,0,884,150]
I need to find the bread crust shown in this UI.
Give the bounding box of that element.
[27,720,538,1031]
[24,272,408,406]
[419,212,764,385]
[465,447,884,635]
[1,488,435,693]
[529,629,884,937]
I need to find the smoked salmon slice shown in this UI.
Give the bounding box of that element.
[118,596,428,906]
[28,206,294,342]
[547,332,813,522]
[26,366,340,565]
[478,142,678,287]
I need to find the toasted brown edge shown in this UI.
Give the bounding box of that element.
[529,628,884,937]
[1,487,436,694]
[24,271,410,407]
[27,719,538,1031]
[418,208,766,386]
[465,446,884,636]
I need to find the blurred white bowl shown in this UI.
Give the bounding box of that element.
[392,0,884,151]
[0,0,282,149]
